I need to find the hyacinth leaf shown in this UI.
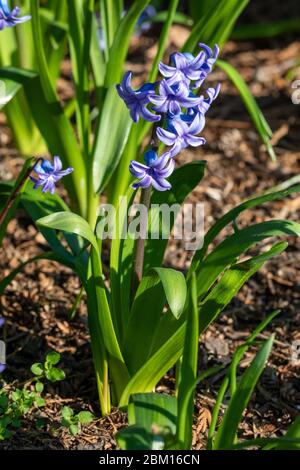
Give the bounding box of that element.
[20,185,85,260]
[183,0,249,51]
[144,161,206,272]
[195,220,300,299]
[128,394,177,433]
[213,336,274,450]
[0,71,25,109]
[37,211,98,252]
[117,393,177,450]
[93,86,132,193]
[119,243,283,406]
[109,187,135,340]
[100,0,123,59]
[148,0,180,83]
[105,0,151,86]
[0,158,35,245]
[232,18,300,40]
[217,59,276,161]
[116,426,159,450]
[89,247,130,403]
[189,181,300,274]
[123,268,187,375]
[176,273,198,450]
[272,416,300,450]
[207,310,280,449]
[0,66,87,215]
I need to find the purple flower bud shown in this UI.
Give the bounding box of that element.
[30,156,73,195]
[0,1,31,30]
[116,72,160,123]
[0,317,5,328]
[0,363,6,373]
[130,152,174,191]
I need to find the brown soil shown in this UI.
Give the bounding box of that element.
[0,2,300,450]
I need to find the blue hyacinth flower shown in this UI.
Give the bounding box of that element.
[30,156,73,195]
[0,0,31,30]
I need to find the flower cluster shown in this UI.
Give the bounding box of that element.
[0,0,31,30]
[30,156,74,195]
[116,43,220,191]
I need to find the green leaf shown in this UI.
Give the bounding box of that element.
[177,273,198,449]
[35,397,46,407]
[37,211,98,252]
[123,268,187,375]
[128,393,177,433]
[77,411,94,425]
[45,367,65,382]
[46,351,60,365]
[198,242,287,335]
[0,66,87,215]
[105,0,151,85]
[0,158,35,245]
[144,161,206,271]
[93,86,132,193]
[190,181,300,274]
[183,0,249,51]
[117,425,163,451]
[35,382,44,393]
[62,406,74,420]
[274,416,300,450]
[119,242,285,407]
[195,220,300,299]
[69,424,79,436]
[213,336,274,450]
[217,59,275,161]
[31,363,44,376]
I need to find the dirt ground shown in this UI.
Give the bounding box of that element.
[0,1,300,450]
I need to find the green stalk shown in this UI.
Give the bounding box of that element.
[206,375,230,450]
[30,0,87,216]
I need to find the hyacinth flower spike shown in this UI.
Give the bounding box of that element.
[116,71,160,123]
[193,43,219,88]
[157,112,206,158]
[30,156,73,194]
[149,80,203,116]
[0,0,31,30]
[158,51,206,86]
[129,151,174,191]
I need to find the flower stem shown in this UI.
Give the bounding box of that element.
[132,185,151,290]
[0,158,41,227]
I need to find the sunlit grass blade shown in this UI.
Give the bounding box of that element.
[232,18,300,40]
[144,161,206,271]
[100,0,123,60]
[105,0,151,86]
[176,273,198,449]
[213,336,274,450]
[189,181,300,274]
[92,86,132,193]
[195,220,300,299]
[217,59,276,161]
[0,157,35,245]
[183,0,249,52]
[119,244,283,407]
[123,268,187,375]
